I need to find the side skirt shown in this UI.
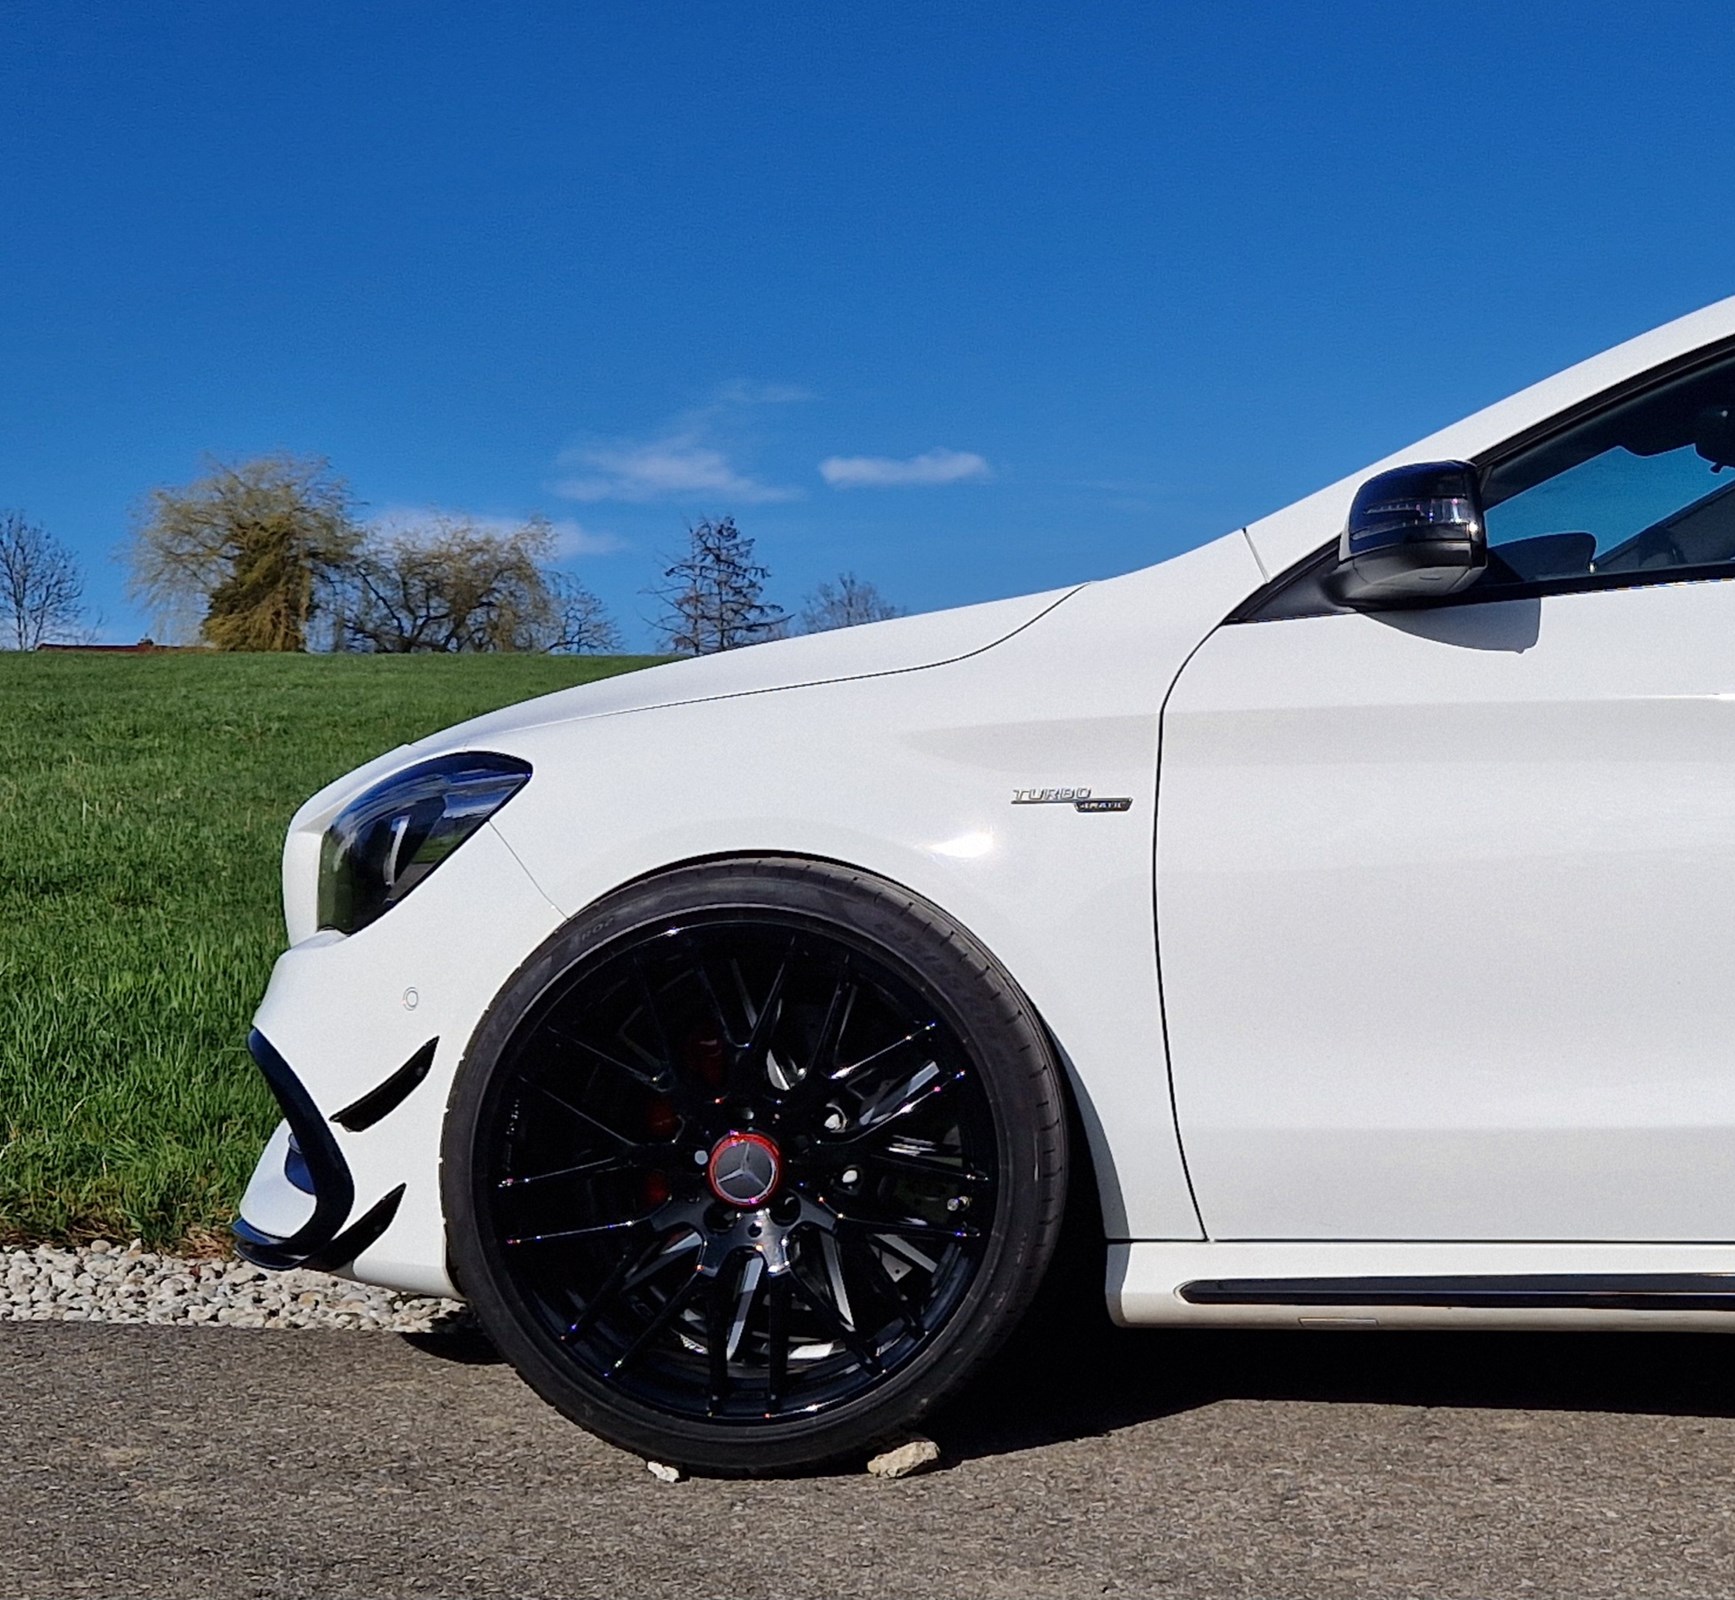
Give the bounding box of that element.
[1179,1274,1735,1313]
[1109,1242,1735,1332]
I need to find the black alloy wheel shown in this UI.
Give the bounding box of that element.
[444,859,1070,1475]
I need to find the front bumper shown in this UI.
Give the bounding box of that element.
[230,820,566,1296]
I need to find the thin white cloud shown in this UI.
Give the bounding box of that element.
[554,381,807,505]
[713,379,815,406]
[554,435,798,504]
[819,448,992,489]
[544,516,627,557]
[367,506,625,556]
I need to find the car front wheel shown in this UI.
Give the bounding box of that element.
[443,857,1070,1475]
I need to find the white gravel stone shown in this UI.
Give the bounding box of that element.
[0,1245,467,1333]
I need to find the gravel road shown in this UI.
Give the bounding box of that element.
[4,1315,1734,1598]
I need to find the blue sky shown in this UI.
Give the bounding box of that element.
[2,2,1731,646]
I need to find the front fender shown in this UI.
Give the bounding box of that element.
[486,532,1263,1242]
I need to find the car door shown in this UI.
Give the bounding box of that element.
[1157,342,1735,1242]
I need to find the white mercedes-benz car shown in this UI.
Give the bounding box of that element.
[239,297,1735,1473]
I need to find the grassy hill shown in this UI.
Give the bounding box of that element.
[0,651,664,1248]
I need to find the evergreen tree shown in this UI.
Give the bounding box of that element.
[650,516,785,654]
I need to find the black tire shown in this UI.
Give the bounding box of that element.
[443,857,1069,1475]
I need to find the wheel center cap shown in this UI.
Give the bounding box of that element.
[706,1131,783,1208]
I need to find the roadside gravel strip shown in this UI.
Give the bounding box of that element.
[0,1243,464,1332]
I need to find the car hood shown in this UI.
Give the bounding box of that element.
[420,583,1081,745]
[289,584,1081,833]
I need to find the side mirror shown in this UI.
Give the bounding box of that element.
[1329,461,1487,607]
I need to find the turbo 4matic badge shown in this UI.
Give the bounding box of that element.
[1011,787,1133,814]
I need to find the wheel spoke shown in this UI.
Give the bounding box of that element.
[543,1021,669,1093]
[732,939,795,1096]
[818,1229,856,1331]
[506,1213,656,1247]
[764,1271,792,1411]
[561,1230,688,1341]
[726,1254,765,1362]
[706,1256,738,1411]
[812,959,855,1073]
[622,1229,703,1291]
[787,1268,882,1375]
[832,1209,977,1246]
[830,1020,939,1089]
[691,960,743,1052]
[855,1147,991,1190]
[497,1147,666,1189]
[631,955,678,1063]
[830,1067,964,1145]
[609,1265,705,1375]
[520,1080,639,1149]
[773,959,858,1108]
[842,1233,927,1337]
[857,1060,941,1123]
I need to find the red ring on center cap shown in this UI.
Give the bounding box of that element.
[706,1131,783,1208]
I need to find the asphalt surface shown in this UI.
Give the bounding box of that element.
[4,1317,1735,1598]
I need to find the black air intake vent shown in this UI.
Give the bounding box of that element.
[335,1038,439,1132]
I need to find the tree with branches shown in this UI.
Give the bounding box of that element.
[127,454,359,650]
[649,516,785,654]
[799,572,902,633]
[542,568,626,654]
[342,513,621,654]
[0,511,86,649]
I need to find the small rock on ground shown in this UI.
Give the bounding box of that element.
[866,1438,941,1479]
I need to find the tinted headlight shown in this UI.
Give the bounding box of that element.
[317,752,532,934]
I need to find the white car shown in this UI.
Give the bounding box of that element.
[239,297,1735,1473]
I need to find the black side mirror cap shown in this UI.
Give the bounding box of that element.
[1329,461,1487,608]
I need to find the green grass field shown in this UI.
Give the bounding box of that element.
[0,651,662,1249]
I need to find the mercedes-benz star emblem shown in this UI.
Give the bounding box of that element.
[706,1131,783,1208]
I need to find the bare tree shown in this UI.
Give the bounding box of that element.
[344,514,621,653]
[543,569,625,654]
[127,455,359,650]
[0,511,86,650]
[649,516,785,654]
[799,572,902,634]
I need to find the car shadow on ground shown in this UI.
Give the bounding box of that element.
[401,1323,502,1364]
[933,1315,1735,1462]
[395,1298,1735,1465]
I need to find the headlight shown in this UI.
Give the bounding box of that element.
[317,752,532,934]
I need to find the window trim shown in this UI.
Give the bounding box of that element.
[1231,331,1735,625]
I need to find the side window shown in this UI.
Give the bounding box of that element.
[1478,348,1735,590]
